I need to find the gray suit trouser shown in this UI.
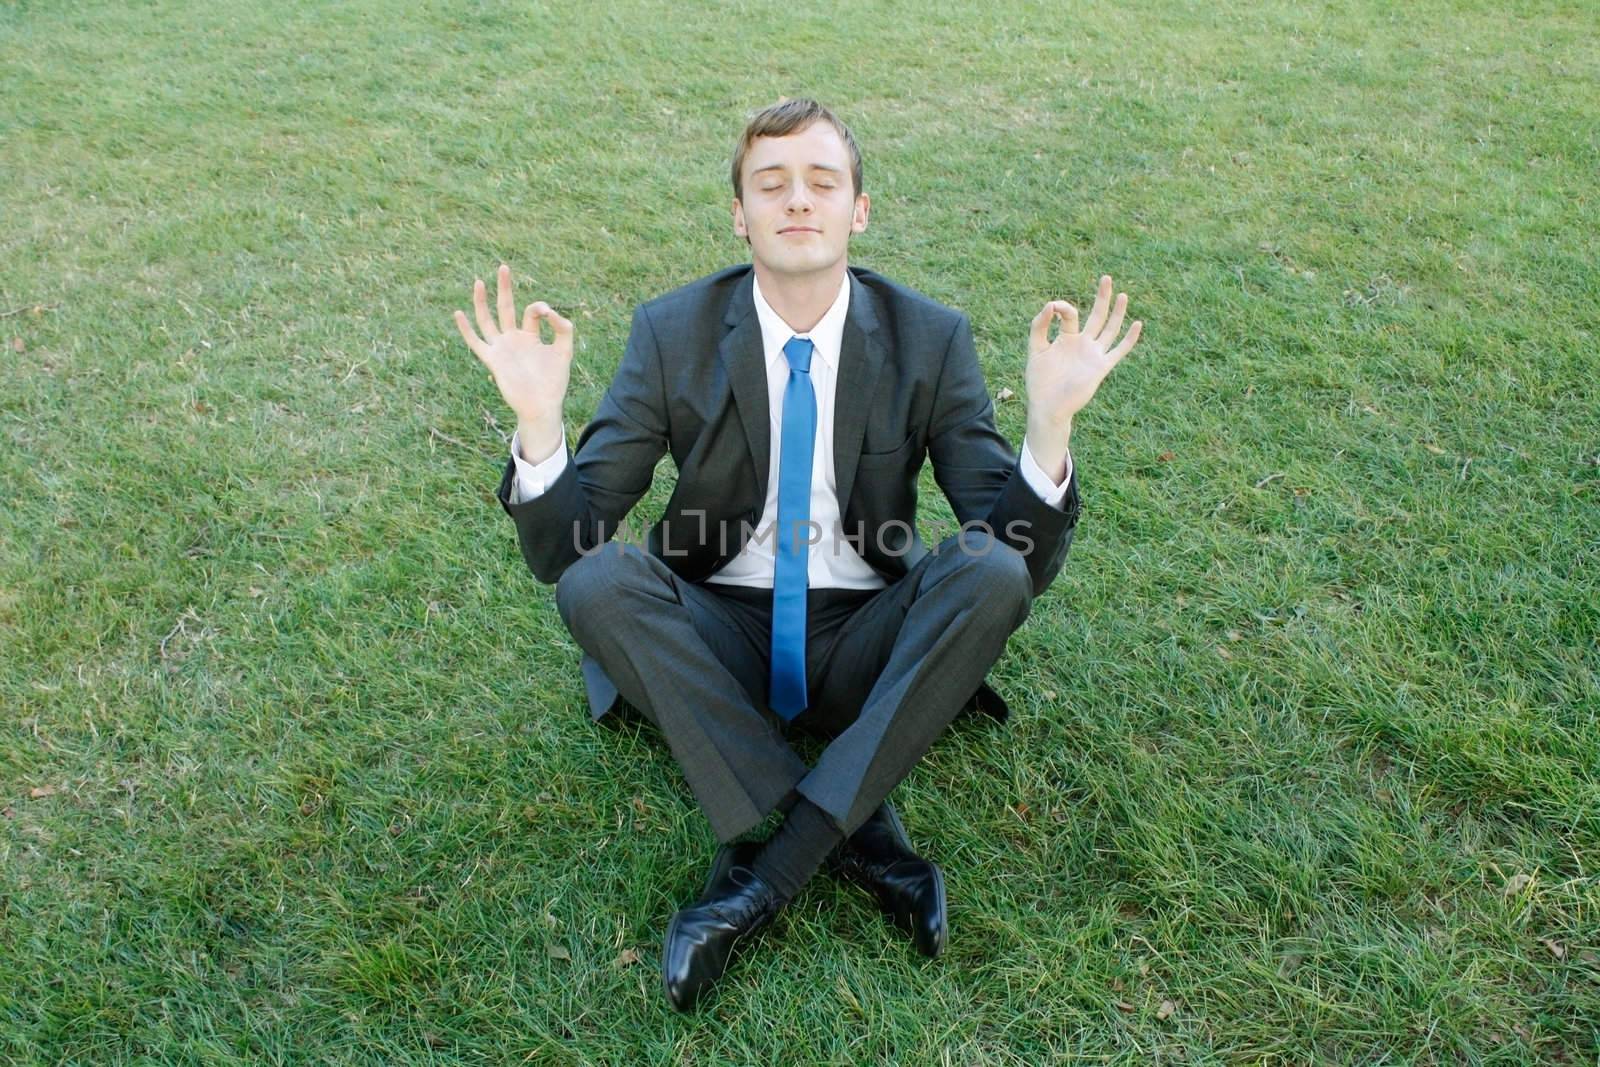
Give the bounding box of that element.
[553,527,1034,844]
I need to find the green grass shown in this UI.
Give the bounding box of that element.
[3,0,1597,1062]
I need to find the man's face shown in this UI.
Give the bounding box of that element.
[732,121,869,279]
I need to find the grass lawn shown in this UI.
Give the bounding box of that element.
[2,0,1596,1062]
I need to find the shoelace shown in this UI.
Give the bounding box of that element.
[835,837,911,884]
[704,868,779,927]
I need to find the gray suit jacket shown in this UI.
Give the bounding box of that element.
[496,263,1082,724]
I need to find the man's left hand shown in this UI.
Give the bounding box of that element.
[1024,274,1143,451]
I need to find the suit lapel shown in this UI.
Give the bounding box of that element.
[718,272,772,506]
[832,270,887,513]
[716,267,888,516]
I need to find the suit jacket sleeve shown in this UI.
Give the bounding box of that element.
[495,303,669,585]
[925,312,1081,599]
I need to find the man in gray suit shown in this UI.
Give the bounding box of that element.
[453,99,1141,1011]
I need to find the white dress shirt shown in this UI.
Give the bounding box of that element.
[507,272,1074,590]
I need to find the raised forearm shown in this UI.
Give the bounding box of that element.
[516,413,566,466]
[1023,415,1072,484]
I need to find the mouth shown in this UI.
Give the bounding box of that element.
[779,227,820,236]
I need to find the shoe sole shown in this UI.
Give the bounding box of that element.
[916,861,948,958]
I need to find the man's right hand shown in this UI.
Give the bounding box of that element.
[453,262,573,463]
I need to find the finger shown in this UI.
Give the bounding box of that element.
[1097,292,1128,346]
[545,305,574,343]
[1084,274,1113,337]
[525,301,573,344]
[497,263,516,334]
[473,277,497,340]
[523,303,537,333]
[1029,304,1054,352]
[453,309,489,362]
[1033,302,1075,350]
[1106,319,1142,363]
[1057,300,1078,337]
[524,301,555,343]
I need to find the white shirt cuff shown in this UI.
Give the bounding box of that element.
[508,429,569,504]
[1020,435,1073,509]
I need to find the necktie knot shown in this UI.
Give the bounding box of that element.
[783,336,814,374]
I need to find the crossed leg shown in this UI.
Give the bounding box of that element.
[555,528,1034,843]
[789,527,1034,835]
[554,542,809,843]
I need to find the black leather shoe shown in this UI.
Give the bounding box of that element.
[662,842,783,1011]
[826,801,947,958]
[703,839,765,890]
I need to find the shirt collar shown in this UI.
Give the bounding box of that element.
[750,269,850,373]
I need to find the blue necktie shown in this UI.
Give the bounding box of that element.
[769,335,816,720]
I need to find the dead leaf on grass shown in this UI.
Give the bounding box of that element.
[1502,873,1534,896]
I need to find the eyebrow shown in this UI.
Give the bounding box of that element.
[750,163,844,177]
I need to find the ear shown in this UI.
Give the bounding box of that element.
[851,192,870,234]
[732,198,746,238]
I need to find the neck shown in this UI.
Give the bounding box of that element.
[752,259,846,334]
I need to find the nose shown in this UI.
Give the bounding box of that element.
[784,180,814,213]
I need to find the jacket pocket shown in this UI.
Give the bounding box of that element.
[855,430,918,469]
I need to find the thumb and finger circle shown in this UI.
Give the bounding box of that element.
[521,302,574,344]
[1033,295,1143,368]
[1030,301,1077,351]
